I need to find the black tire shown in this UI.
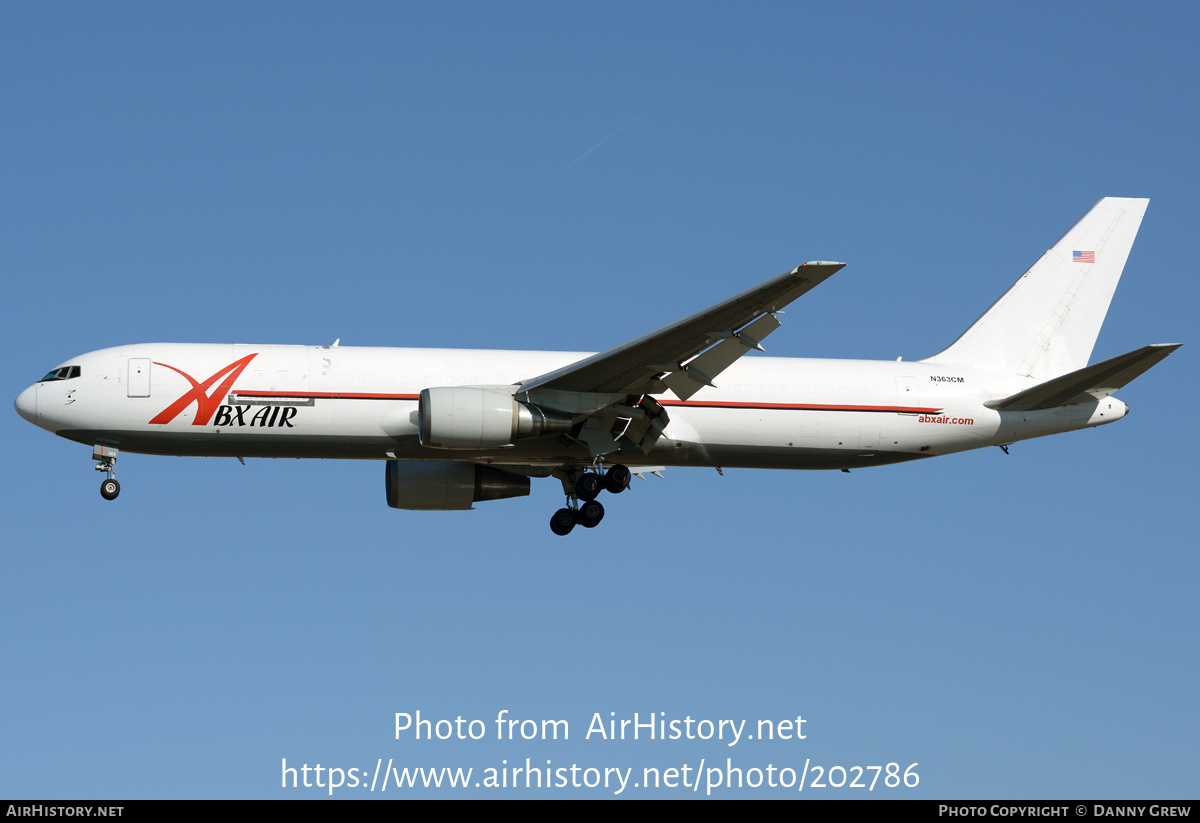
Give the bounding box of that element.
[577,499,605,528]
[575,473,602,501]
[604,464,631,494]
[550,508,576,536]
[100,478,120,501]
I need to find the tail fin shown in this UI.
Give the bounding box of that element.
[923,197,1149,379]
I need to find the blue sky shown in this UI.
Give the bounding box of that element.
[2,2,1196,798]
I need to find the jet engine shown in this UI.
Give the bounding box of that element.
[384,461,530,510]
[418,386,572,449]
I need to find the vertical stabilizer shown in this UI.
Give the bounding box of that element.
[923,197,1149,380]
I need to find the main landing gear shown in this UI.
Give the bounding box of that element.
[94,444,120,501]
[549,464,632,536]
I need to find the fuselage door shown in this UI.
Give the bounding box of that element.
[128,358,151,397]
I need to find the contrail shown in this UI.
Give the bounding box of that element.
[564,114,642,169]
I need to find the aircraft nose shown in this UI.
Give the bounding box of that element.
[14,385,37,423]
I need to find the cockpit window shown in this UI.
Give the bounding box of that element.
[39,366,81,382]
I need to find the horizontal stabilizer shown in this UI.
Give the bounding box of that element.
[985,344,1181,411]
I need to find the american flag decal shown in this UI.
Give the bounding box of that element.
[1073,250,1095,263]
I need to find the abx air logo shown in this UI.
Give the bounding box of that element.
[149,354,258,425]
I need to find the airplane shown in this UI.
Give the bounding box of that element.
[14,197,1179,535]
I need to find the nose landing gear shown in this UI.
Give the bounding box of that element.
[94,444,120,500]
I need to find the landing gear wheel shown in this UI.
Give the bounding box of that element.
[604,464,631,494]
[576,499,605,528]
[575,473,602,501]
[100,478,121,501]
[550,508,576,536]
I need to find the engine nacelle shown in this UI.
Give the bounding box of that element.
[385,461,530,510]
[418,386,572,449]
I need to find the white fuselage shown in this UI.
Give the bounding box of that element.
[15,343,1128,472]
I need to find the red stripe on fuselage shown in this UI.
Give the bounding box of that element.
[229,391,940,414]
[659,400,944,414]
[230,390,421,400]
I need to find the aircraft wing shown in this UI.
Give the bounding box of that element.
[518,261,845,400]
